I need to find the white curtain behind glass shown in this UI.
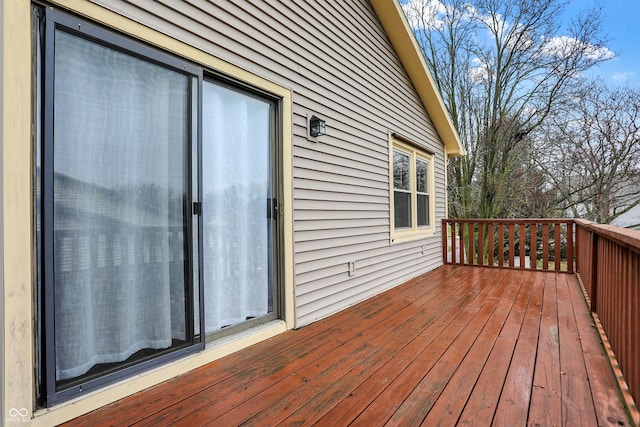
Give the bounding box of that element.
[53,31,188,381]
[202,81,271,332]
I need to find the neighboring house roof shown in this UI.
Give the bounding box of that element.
[370,0,465,157]
[612,203,640,230]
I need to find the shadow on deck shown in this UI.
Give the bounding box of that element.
[62,265,632,426]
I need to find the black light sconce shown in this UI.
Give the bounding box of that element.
[309,115,326,137]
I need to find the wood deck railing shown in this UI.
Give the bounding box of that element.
[442,217,639,410]
[441,219,574,272]
[574,219,640,407]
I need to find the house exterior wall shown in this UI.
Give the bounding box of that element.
[86,0,447,326]
[2,0,452,424]
[84,0,447,326]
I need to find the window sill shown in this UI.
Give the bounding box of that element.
[390,228,435,244]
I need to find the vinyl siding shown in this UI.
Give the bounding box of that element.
[90,0,448,327]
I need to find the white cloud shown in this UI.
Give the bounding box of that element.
[542,36,616,61]
[402,0,477,31]
[468,57,489,81]
[610,71,636,83]
[402,0,447,30]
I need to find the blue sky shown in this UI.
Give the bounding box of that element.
[564,0,640,86]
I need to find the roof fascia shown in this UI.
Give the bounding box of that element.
[370,0,465,157]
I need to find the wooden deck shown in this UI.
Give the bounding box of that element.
[63,265,632,426]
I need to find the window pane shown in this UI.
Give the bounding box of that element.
[394,191,411,228]
[52,30,190,383]
[417,194,430,226]
[202,81,273,333]
[416,158,429,193]
[393,149,410,190]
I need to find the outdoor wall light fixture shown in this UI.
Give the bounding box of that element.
[309,115,326,137]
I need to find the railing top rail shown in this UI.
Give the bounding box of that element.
[444,218,575,225]
[574,218,640,254]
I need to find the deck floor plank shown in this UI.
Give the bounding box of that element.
[61,266,633,427]
[528,272,562,426]
[349,268,509,426]
[421,271,525,426]
[203,279,457,426]
[556,272,599,426]
[492,271,545,426]
[381,302,498,426]
[456,270,536,426]
[312,271,504,426]
[273,270,490,426]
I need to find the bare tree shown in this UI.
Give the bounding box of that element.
[403,0,612,218]
[539,81,640,223]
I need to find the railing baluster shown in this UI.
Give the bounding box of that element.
[451,222,456,264]
[530,223,537,270]
[554,223,561,271]
[459,223,465,264]
[508,223,515,268]
[468,222,475,265]
[498,223,504,267]
[542,224,549,270]
[488,223,494,266]
[519,223,526,269]
[442,219,448,263]
[478,223,485,266]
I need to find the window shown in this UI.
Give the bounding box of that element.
[35,7,281,406]
[390,138,435,242]
[393,149,412,229]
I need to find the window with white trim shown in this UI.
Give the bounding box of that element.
[390,138,435,242]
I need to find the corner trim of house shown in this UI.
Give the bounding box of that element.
[2,0,34,423]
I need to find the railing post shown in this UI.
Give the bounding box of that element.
[566,221,574,274]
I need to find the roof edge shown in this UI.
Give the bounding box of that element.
[370,0,465,157]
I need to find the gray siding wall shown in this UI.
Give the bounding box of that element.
[92,0,447,327]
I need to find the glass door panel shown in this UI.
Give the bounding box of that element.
[202,80,275,334]
[50,29,192,387]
